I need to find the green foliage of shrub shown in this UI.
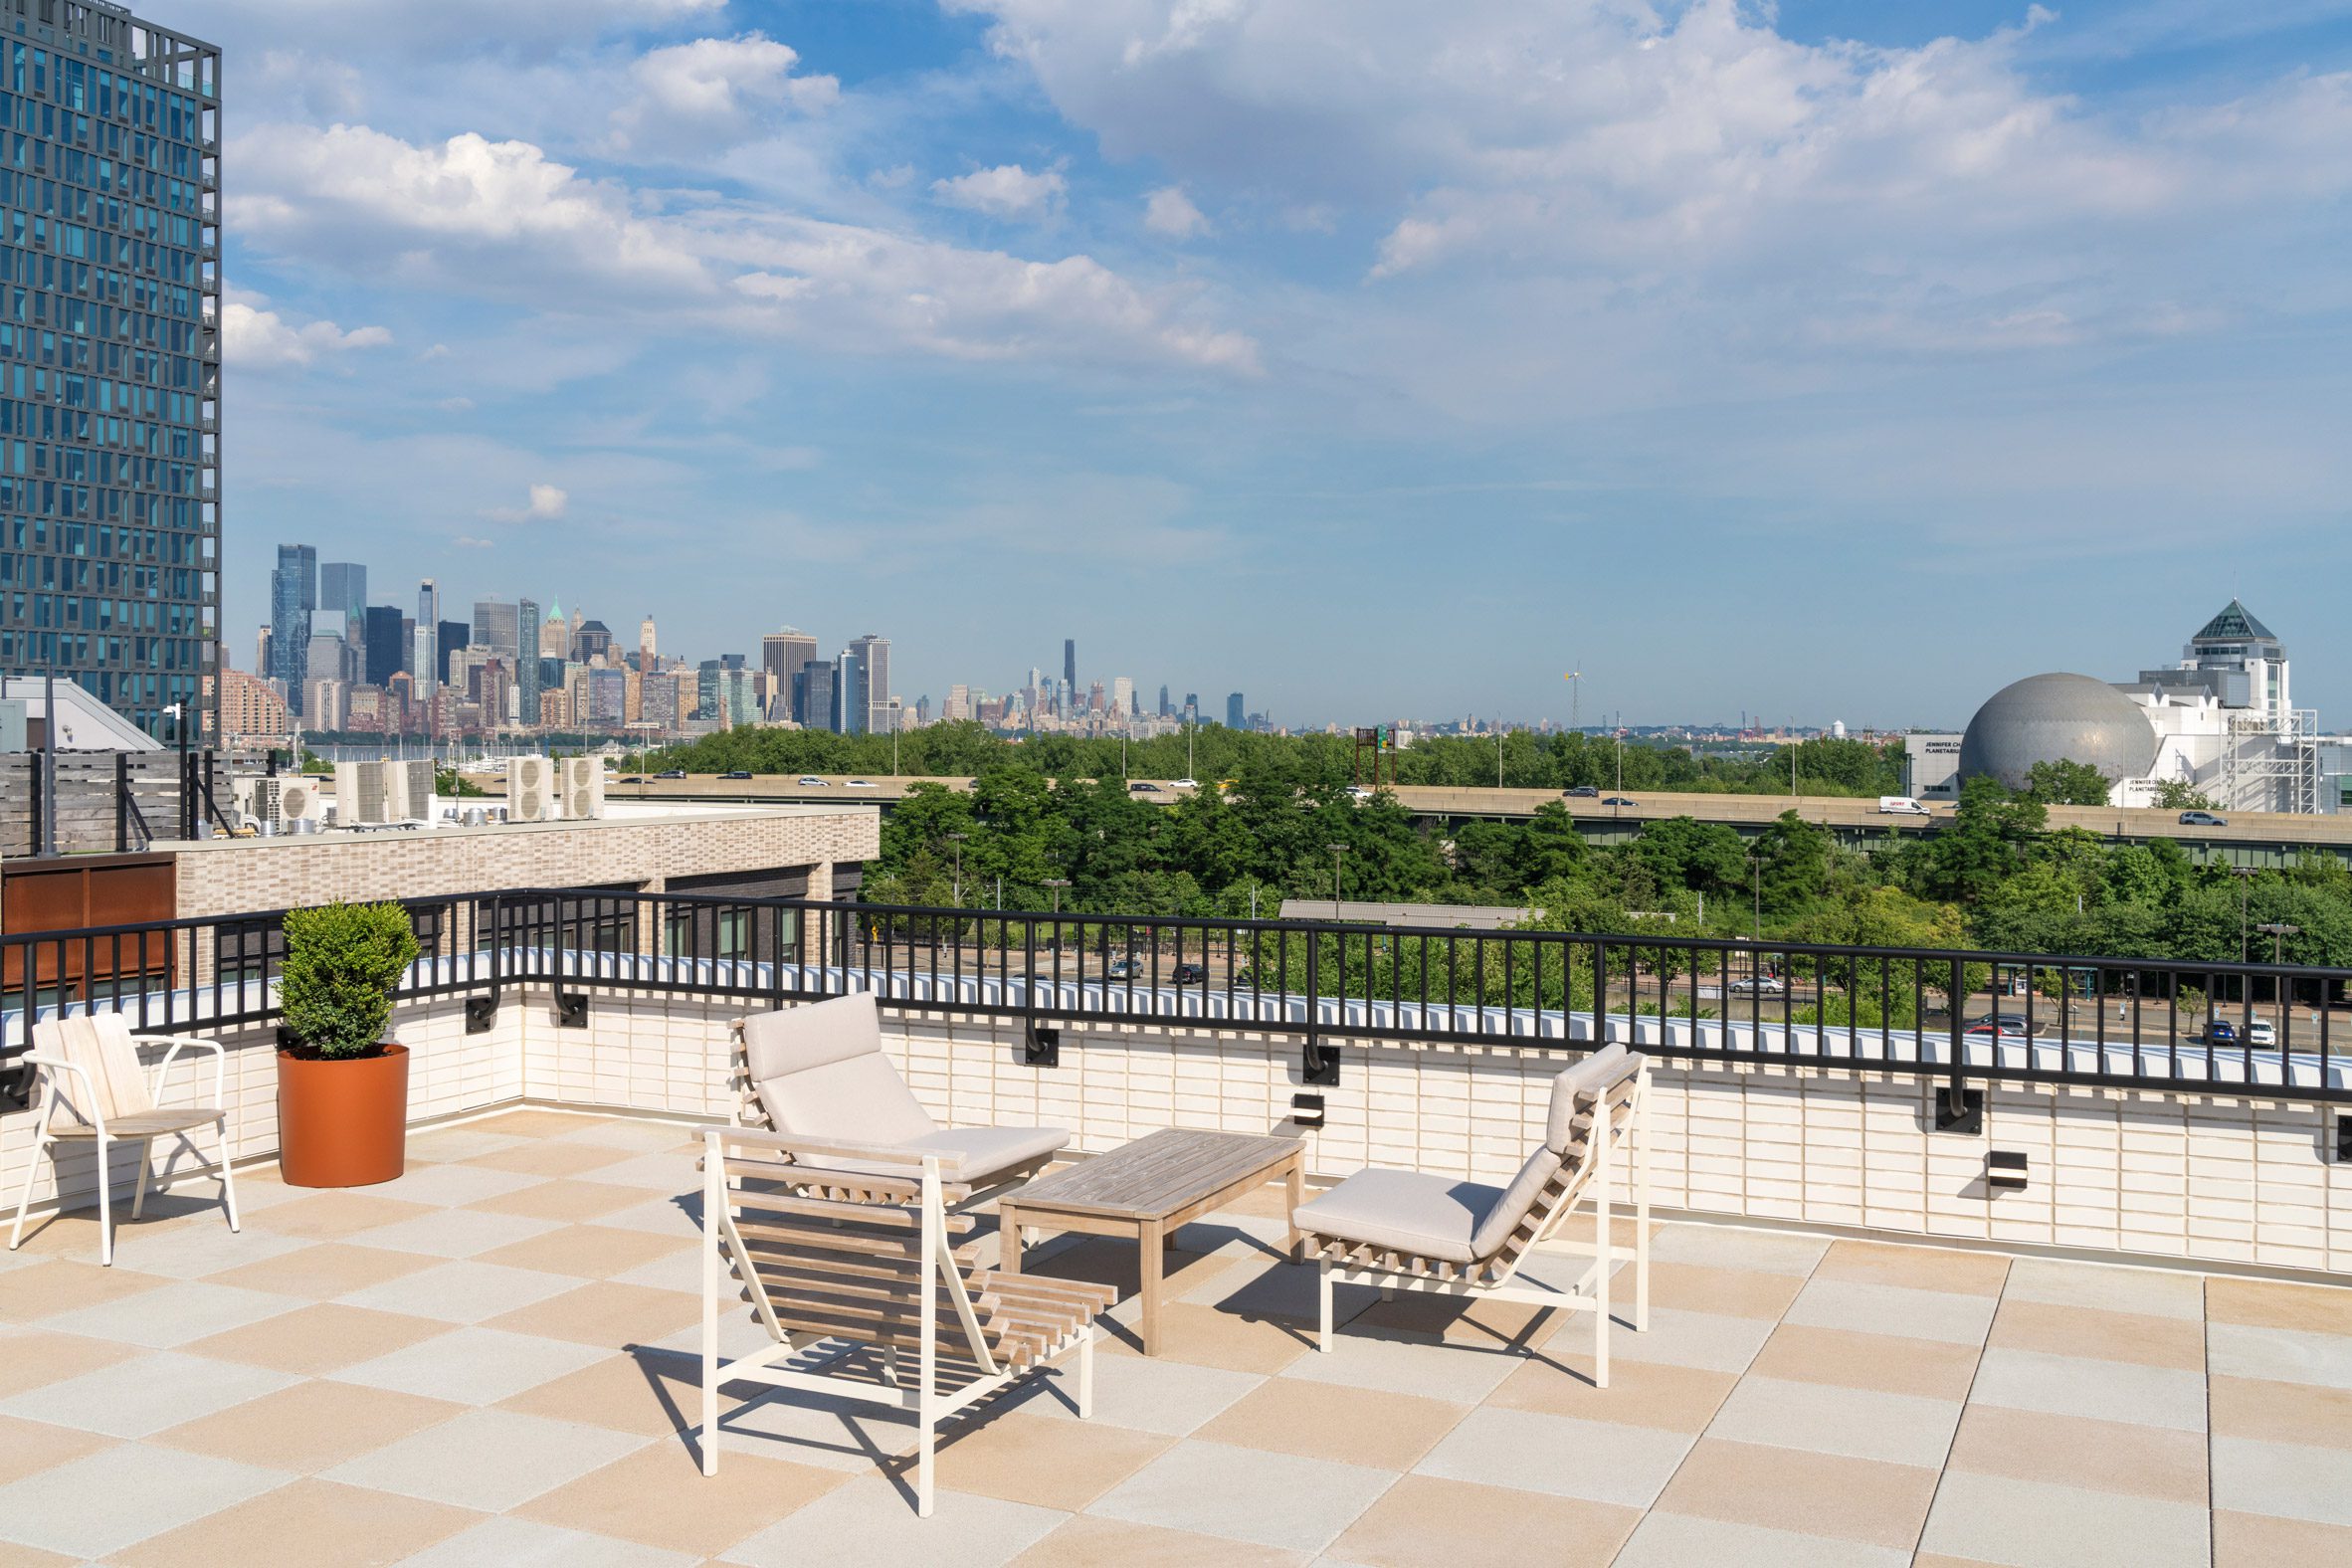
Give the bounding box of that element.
[280,901,421,1061]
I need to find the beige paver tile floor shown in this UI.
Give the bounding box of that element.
[0,1105,2347,1565]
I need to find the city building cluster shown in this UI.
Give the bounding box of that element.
[235,548,1266,747]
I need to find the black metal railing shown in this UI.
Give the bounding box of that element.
[4,887,2346,1113]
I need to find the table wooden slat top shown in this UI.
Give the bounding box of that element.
[1007,1128,1303,1221]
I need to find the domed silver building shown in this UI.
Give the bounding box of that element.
[1956,673,2158,795]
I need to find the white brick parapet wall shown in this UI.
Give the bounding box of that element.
[6,984,2348,1278]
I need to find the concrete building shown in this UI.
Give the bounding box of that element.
[0,4,222,742]
[762,628,818,697]
[217,668,290,742]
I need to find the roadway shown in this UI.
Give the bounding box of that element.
[481,772,2352,863]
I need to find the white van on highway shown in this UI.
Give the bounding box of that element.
[1877,796,1931,816]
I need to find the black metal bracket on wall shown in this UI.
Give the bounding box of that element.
[1934,1075,1984,1134]
[465,991,500,1034]
[1302,1042,1342,1087]
[1024,1023,1061,1069]
[0,1060,30,1113]
[555,992,590,1029]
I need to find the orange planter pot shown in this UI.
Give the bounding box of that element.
[277,1044,410,1188]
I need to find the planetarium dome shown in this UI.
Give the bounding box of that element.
[1957,673,2157,794]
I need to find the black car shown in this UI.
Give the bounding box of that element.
[1130,781,1160,792]
[1565,785,1600,798]
[720,770,753,780]
[1603,796,1638,807]
[1172,962,1209,984]
[656,768,686,779]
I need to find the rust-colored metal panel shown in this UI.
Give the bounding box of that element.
[2,853,177,999]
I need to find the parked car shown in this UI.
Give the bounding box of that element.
[656,768,686,779]
[1172,777,1200,789]
[1346,785,1375,800]
[617,776,643,784]
[1965,1013,2033,1046]
[1565,785,1600,798]
[796,775,828,786]
[1106,956,1139,978]
[1171,962,1210,984]
[846,779,875,789]
[1726,976,1786,996]
[720,770,753,780]
[1603,796,1638,807]
[2247,1019,2276,1047]
[2202,1020,2239,1047]
[2179,810,2228,827]
[1130,781,1160,793]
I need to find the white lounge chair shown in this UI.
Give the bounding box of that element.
[730,993,1068,1204]
[1292,1044,1649,1383]
[9,1013,240,1267]
[697,1126,1114,1515]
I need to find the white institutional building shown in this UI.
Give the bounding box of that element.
[1913,602,2349,814]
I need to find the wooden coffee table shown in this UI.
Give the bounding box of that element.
[998,1128,1306,1356]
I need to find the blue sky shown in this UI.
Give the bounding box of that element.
[212,0,2352,730]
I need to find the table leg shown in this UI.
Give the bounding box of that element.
[1284,1152,1306,1262]
[1138,1219,1164,1356]
[999,1203,1023,1276]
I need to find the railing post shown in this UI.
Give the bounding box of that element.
[115,752,128,853]
[1303,928,1338,1085]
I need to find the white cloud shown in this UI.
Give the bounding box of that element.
[490,483,569,522]
[608,33,839,154]
[220,301,392,368]
[453,535,496,549]
[234,123,1257,375]
[931,163,1069,220]
[1143,185,1209,238]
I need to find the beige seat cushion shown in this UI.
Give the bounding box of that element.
[1293,1167,1499,1264]
[903,1124,1070,1187]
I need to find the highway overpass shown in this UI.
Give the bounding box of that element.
[486,772,2352,869]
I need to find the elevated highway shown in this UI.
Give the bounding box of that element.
[497,773,2352,869]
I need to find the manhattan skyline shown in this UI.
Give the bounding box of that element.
[209,1,2352,726]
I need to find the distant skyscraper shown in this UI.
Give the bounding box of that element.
[413,581,440,701]
[574,620,613,664]
[320,563,367,638]
[847,634,890,733]
[1111,677,1134,718]
[795,661,839,734]
[1227,692,1246,729]
[437,620,469,685]
[639,615,658,670]
[517,598,542,725]
[764,627,818,697]
[1064,639,1077,697]
[362,607,405,688]
[541,599,570,660]
[1158,684,1172,718]
[271,546,318,708]
[0,6,222,741]
[472,600,521,659]
[1184,692,1199,722]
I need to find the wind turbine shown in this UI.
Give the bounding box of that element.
[1561,668,1582,733]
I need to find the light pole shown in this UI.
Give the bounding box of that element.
[1043,876,1071,962]
[2256,921,2299,966]
[1750,851,1763,940]
[945,832,967,907]
[1331,842,1348,904]
[2233,867,2257,963]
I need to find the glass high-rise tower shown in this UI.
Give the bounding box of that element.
[0,3,223,741]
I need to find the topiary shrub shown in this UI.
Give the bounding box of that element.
[280,901,421,1061]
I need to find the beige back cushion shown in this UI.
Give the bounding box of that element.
[33,1014,154,1130]
[1468,1045,1643,1260]
[739,994,936,1146]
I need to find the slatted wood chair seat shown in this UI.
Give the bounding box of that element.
[698,1126,1109,1516]
[10,1013,241,1268]
[1292,1044,1651,1385]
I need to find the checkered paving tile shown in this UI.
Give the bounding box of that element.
[0,1105,2345,1564]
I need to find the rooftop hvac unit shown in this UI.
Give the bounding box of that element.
[243,775,324,831]
[507,755,554,822]
[334,759,438,826]
[399,759,437,825]
[561,755,606,822]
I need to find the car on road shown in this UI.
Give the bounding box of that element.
[2202,1020,2239,1048]
[1726,975,1786,996]
[1172,962,1210,984]
[617,776,642,784]
[656,768,686,779]
[1565,786,1600,798]
[796,776,827,786]
[2179,810,2229,827]
[2247,1019,2277,1047]
[1130,782,1160,793]
[1603,796,1638,807]
[1346,785,1375,800]
[1172,777,1200,789]
[720,770,752,780]
[1965,1013,2034,1046]
[1106,956,1139,978]
[846,778,875,788]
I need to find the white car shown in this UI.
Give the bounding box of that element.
[2247,1019,2276,1047]
[1172,777,1199,789]
[1726,976,1786,996]
[1346,785,1374,800]
[846,779,875,789]
[796,775,827,786]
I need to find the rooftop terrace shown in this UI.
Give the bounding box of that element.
[2,1105,2347,1567]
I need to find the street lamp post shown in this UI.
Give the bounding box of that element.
[1750,852,1763,940]
[1331,842,1348,904]
[2233,867,2258,963]
[944,832,967,907]
[1042,876,1071,962]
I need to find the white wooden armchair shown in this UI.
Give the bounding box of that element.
[698,1125,1112,1515]
[8,1013,240,1267]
